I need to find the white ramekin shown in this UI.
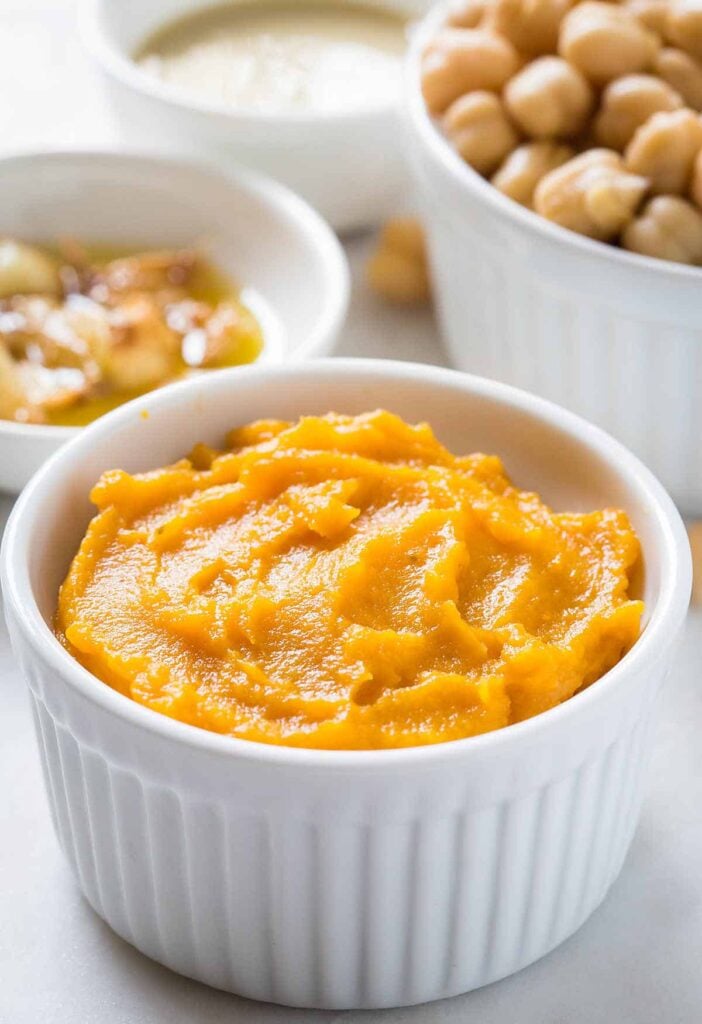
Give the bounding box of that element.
[406,5,702,515]
[1,360,691,1009]
[0,150,348,494]
[81,0,427,231]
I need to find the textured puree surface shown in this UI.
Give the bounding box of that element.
[55,411,643,749]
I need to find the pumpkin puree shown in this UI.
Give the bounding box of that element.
[56,411,643,749]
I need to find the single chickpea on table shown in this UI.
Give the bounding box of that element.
[366,219,432,305]
[689,520,702,606]
[417,0,702,265]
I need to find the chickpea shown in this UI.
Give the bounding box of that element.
[421,29,520,114]
[665,1,702,64]
[534,148,649,238]
[689,521,702,607]
[625,108,702,193]
[0,240,61,298]
[366,219,431,305]
[504,57,594,138]
[443,90,520,174]
[558,2,660,86]
[487,0,575,56]
[491,141,575,205]
[654,48,702,110]
[594,74,683,151]
[100,295,181,392]
[622,194,702,261]
[625,0,669,35]
[379,218,427,262]
[447,0,486,28]
[689,146,702,206]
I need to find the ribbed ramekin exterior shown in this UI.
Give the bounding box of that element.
[405,14,702,516]
[421,200,702,514]
[11,596,667,1009]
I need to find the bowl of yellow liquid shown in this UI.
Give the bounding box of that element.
[0,149,348,492]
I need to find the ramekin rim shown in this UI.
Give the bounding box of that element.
[405,2,702,283]
[0,146,350,439]
[80,0,414,128]
[1,359,692,769]
[0,420,77,441]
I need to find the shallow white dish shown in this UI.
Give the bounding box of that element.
[406,3,702,514]
[1,359,691,1009]
[0,149,348,494]
[81,0,426,231]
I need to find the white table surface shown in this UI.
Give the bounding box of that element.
[1,3,701,1022]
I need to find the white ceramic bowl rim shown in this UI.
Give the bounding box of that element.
[406,2,702,282]
[1,359,691,769]
[81,0,412,127]
[0,146,349,445]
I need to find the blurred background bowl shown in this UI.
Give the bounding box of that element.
[82,0,429,232]
[0,149,349,493]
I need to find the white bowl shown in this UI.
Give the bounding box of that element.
[0,149,349,494]
[1,359,691,1009]
[407,4,702,515]
[81,0,427,232]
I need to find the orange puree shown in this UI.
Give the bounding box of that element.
[56,411,643,749]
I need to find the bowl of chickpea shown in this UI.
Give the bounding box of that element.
[408,0,702,513]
